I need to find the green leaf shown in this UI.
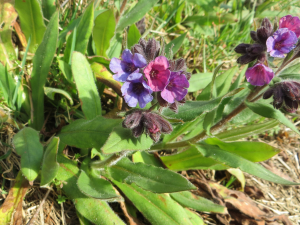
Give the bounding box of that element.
[12,127,43,181]
[44,87,73,105]
[105,158,196,193]
[77,170,120,200]
[197,66,237,100]
[0,63,15,107]
[64,3,94,62]
[205,137,280,162]
[278,61,300,79]
[245,101,300,136]
[41,137,60,186]
[188,73,213,92]
[15,0,46,52]
[165,32,187,58]
[116,0,159,33]
[30,11,58,130]
[114,181,194,225]
[58,59,73,82]
[102,125,153,154]
[72,52,102,119]
[0,2,18,67]
[132,151,164,167]
[93,9,116,57]
[162,88,243,122]
[170,191,227,214]
[194,143,300,185]
[160,146,228,171]
[56,155,125,225]
[58,116,121,149]
[41,0,56,21]
[127,24,141,49]
[184,208,204,225]
[227,168,245,191]
[184,14,236,26]
[106,33,122,59]
[216,119,279,141]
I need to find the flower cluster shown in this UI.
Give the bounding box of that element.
[235,15,300,86]
[109,38,191,142]
[122,109,173,142]
[263,81,300,113]
[109,38,190,109]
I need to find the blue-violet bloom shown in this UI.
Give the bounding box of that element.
[110,49,147,82]
[245,63,274,86]
[144,56,171,91]
[266,28,298,58]
[121,73,153,108]
[161,71,189,103]
[279,15,300,38]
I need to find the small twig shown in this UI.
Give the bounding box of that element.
[26,188,52,225]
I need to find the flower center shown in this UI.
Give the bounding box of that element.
[148,124,160,134]
[167,82,174,89]
[132,83,144,95]
[126,63,136,73]
[274,41,283,50]
[150,69,159,79]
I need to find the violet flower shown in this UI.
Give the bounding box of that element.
[161,71,189,103]
[245,63,274,86]
[279,15,300,38]
[121,73,153,108]
[263,81,300,113]
[266,28,298,58]
[109,49,147,82]
[144,56,171,92]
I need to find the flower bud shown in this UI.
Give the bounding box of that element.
[261,18,273,36]
[237,54,257,65]
[122,110,143,129]
[246,43,266,56]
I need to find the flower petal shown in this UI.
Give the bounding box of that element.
[133,53,147,68]
[122,49,133,63]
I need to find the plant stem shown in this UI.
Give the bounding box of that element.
[90,152,127,169]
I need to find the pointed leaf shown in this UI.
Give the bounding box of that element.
[58,116,121,149]
[132,151,163,167]
[12,127,43,181]
[102,125,153,154]
[56,155,125,225]
[245,101,300,136]
[188,73,213,92]
[165,32,187,58]
[127,24,141,49]
[184,209,204,225]
[93,9,115,57]
[58,59,73,82]
[160,146,229,171]
[41,137,60,186]
[105,157,196,193]
[114,181,194,225]
[41,0,56,21]
[64,3,94,61]
[77,170,121,200]
[30,11,58,130]
[205,137,280,162]
[72,52,102,119]
[194,143,300,185]
[44,87,73,105]
[15,0,46,52]
[170,191,227,214]
[116,0,159,33]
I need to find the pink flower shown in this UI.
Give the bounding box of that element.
[279,15,300,38]
[245,63,274,86]
[144,56,171,91]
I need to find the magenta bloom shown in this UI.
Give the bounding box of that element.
[279,15,300,38]
[121,73,153,108]
[245,63,274,86]
[144,56,171,91]
[161,72,189,103]
[266,28,298,58]
[109,49,147,82]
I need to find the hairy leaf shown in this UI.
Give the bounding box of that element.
[44,87,73,105]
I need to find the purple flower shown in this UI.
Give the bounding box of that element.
[144,56,171,92]
[266,28,298,58]
[279,15,300,38]
[161,71,189,103]
[245,63,274,86]
[109,49,147,82]
[263,81,300,113]
[121,73,153,108]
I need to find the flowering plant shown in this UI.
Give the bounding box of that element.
[1,0,300,224]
